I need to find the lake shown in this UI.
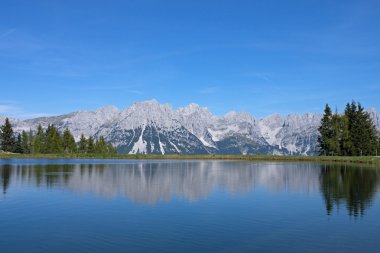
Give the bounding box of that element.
[1,159,380,252]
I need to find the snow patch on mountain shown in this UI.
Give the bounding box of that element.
[130,125,147,154]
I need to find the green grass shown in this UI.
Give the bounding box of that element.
[0,153,379,165]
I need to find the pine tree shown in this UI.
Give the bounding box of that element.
[330,113,342,156]
[21,130,30,154]
[339,116,351,156]
[28,130,34,154]
[0,118,16,152]
[52,126,63,153]
[14,133,23,153]
[319,101,378,156]
[344,102,354,155]
[87,136,95,153]
[354,104,378,155]
[33,125,44,153]
[78,134,87,153]
[62,128,77,153]
[318,104,333,155]
[345,102,378,156]
[44,124,63,153]
[95,136,107,153]
[107,142,117,154]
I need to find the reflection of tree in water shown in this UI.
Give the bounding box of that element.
[1,165,11,194]
[320,164,380,217]
[0,164,77,192]
[45,164,77,188]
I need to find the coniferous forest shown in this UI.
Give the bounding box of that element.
[318,101,380,156]
[0,118,117,154]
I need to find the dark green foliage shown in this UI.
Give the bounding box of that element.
[87,136,95,153]
[318,101,379,156]
[350,104,378,155]
[107,142,117,154]
[329,114,342,156]
[327,114,350,156]
[14,133,23,153]
[0,122,31,154]
[339,116,351,156]
[95,136,107,153]
[317,104,333,155]
[343,102,378,156]
[33,125,44,153]
[78,134,87,153]
[0,120,116,155]
[43,125,63,154]
[90,136,117,154]
[21,131,30,154]
[0,118,16,152]
[28,130,34,153]
[62,128,77,153]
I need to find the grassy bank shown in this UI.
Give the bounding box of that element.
[0,153,380,165]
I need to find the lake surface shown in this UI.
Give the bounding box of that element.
[1,159,380,252]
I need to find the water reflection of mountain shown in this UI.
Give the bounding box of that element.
[1,161,380,215]
[1,161,320,203]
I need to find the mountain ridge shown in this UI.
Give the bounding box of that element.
[1,100,379,156]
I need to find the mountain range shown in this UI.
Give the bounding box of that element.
[2,100,379,155]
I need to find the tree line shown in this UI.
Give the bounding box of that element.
[0,118,117,154]
[318,101,380,156]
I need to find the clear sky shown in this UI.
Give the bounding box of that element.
[0,0,379,119]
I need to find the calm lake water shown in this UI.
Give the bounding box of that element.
[1,159,380,253]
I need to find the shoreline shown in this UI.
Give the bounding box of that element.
[0,153,379,165]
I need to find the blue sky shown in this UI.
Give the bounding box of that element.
[0,0,379,118]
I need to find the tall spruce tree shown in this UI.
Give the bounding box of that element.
[21,130,30,154]
[87,136,95,153]
[344,102,356,155]
[28,129,34,153]
[62,128,77,153]
[95,136,107,153]
[330,113,342,156]
[33,125,44,153]
[354,104,378,155]
[0,118,16,152]
[345,102,378,156]
[78,134,87,153]
[14,133,23,153]
[318,104,333,155]
[339,116,351,156]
